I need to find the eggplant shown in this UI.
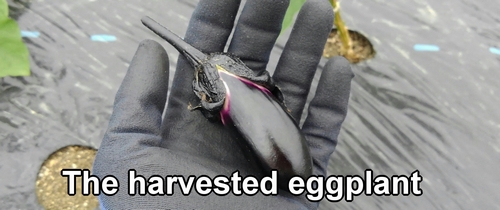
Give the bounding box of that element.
[141,16,312,184]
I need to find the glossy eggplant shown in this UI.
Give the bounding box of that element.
[141,16,312,183]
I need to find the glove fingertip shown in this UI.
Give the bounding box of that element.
[302,56,353,175]
[325,56,354,82]
[106,39,169,138]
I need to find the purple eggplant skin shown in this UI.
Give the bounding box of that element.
[219,71,313,183]
[141,16,313,185]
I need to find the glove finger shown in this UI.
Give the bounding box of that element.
[302,56,353,175]
[104,40,169,147]
[164,0,241,119]
[183,0,242,53]
[227,0,289,73]
[273,0,333,121]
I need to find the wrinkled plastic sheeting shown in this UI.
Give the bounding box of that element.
[320,1,500,209]
[1,0,500,209]
[1,0,198,209]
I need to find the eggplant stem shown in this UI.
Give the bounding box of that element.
[329,0,355,57]
[141,16,208,66]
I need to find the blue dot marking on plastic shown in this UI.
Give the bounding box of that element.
[21,31,40,38]
[413,44,440,52]
[91,34,117,42]
[489,47,500,55]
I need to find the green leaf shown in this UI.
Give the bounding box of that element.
[0,0,30,78]
[280,0,306,34]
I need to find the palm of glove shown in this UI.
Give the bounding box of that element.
[93,0,353,209]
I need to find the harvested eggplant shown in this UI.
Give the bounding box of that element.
[141,16,312,184]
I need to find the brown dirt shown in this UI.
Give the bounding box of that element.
[36,145,99,210]
[323,29,376,64]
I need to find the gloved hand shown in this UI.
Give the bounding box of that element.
[93,0,353,209]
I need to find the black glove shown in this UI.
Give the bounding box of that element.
[93,0,353,209]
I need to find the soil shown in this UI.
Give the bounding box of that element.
[323,29,376,63]
[36,145,98,210]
